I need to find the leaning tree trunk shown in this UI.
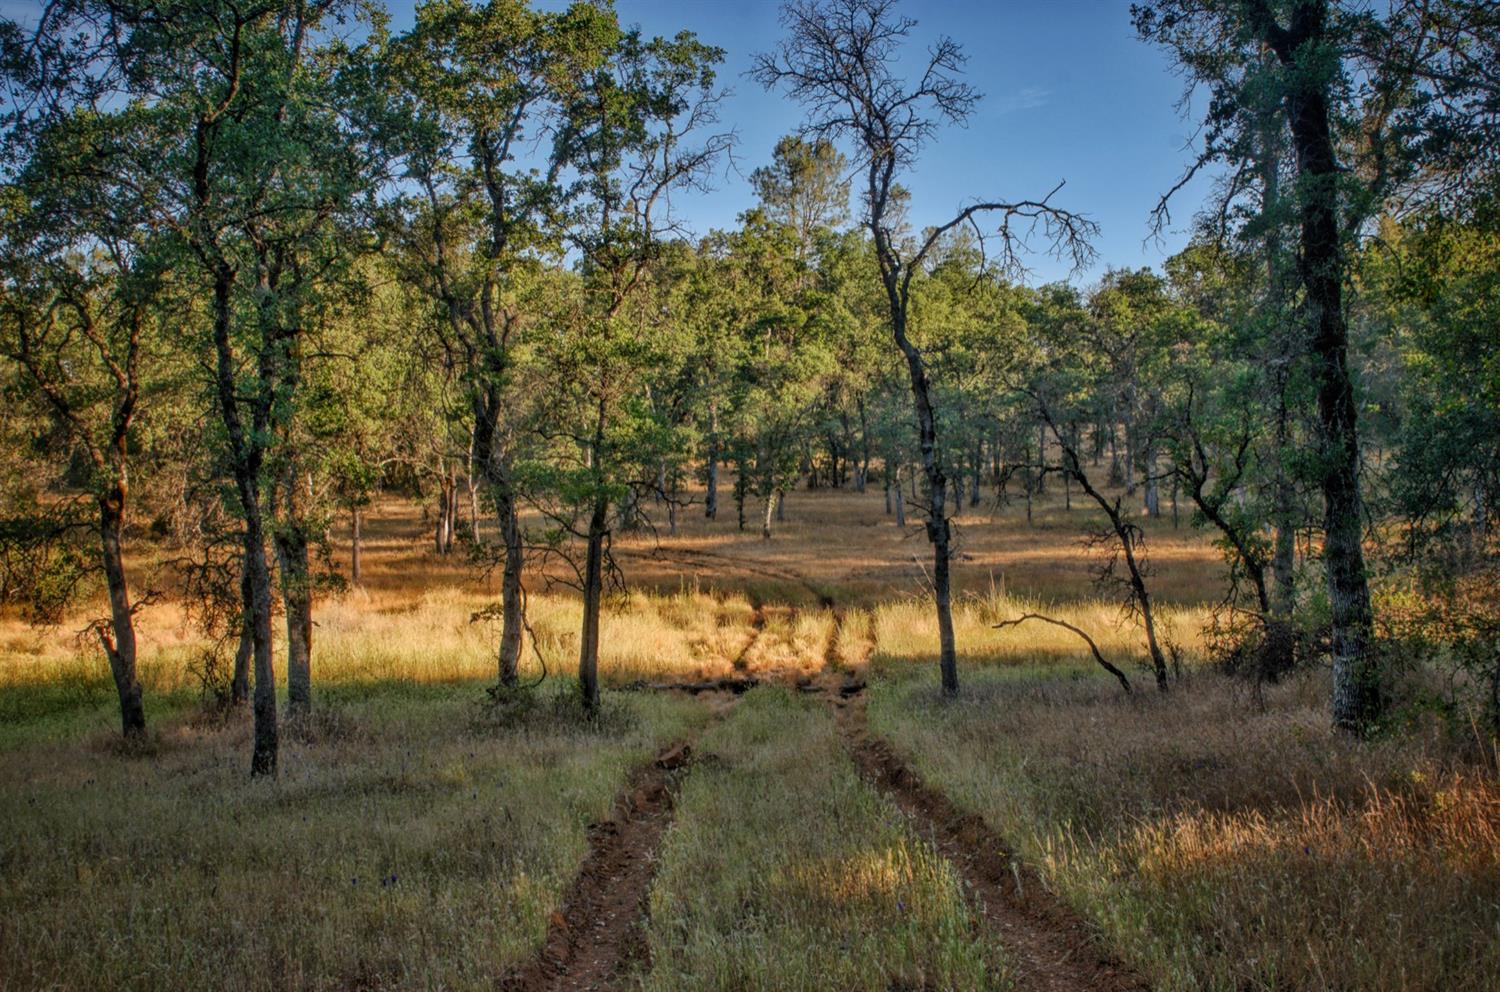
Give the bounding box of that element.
[98,479,146,737]
[577,498,608,713]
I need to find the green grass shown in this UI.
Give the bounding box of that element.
[867,666,1500,992]
[640,687,1009,992]
[0,681,708,992]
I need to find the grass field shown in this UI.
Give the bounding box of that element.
[1,479,1495,991]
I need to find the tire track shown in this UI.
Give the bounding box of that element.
[502,730,711,992]
[831,690,1148,992]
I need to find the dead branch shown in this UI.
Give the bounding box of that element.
[993,613,1134,694]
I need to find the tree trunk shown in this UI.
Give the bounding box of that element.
[496,487,524,686]
[856,398,870,493]
[1035,422,1047,493]
[1144,450,1161,518]
[734,455,748,531]
[1052,417,1170,689]
[243,512,277,775]
[886,297,958,696]
[273,471,312,717]
[435,467,452,555]
[211,260,276,775]
[1262,0,1378,730]
[231,545,252,706]
[350,505,362,586]
[705,402,719,519]
[466,460,482,545]
[893,469,906,528]
[98,482,146,736]
[761,485,776,540]
[578,498,608,713]
[445,462,458,548]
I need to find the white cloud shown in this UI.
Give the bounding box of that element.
[994,86,1051,115]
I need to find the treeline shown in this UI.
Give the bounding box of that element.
[1,0,1497,773]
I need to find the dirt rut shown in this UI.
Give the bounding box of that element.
[833,691,1148,992]
[503,738,699,992]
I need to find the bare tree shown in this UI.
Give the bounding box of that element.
[754,0,1096,695]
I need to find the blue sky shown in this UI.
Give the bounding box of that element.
[2,0,1219,285]
[386,0,1219,285]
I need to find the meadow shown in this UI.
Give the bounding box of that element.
[1,480,1496,991]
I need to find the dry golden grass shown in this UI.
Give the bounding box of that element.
[868,668,1500,992]
[0,684,707,992]
[872,590,1207,673]
[4,479,1493,991]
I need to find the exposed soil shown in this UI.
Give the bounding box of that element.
[502,738,700,992]
[833,690,1149,992]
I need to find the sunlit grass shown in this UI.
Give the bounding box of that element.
[871,590,1209,673]
[640,687,1008,992]
[867,668,1500,992]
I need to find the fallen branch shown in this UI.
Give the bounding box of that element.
[622,676,761,695]
[993,613,1133,694]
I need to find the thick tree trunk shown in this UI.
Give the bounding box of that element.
[243,513,277,775]
[761,484,776,540]
[1144,450,1161,518]
[98,483,145,736]
[577,499,608,713]
[1262,0,1378,730]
